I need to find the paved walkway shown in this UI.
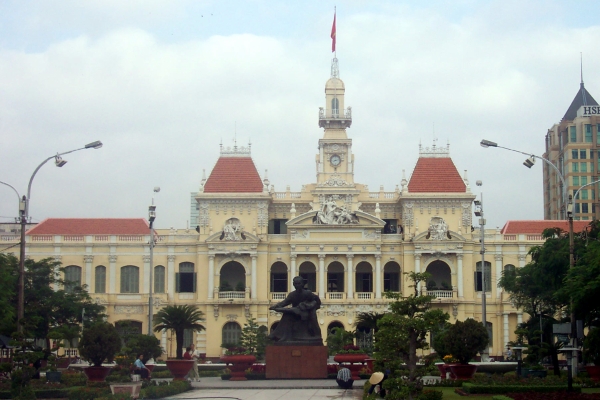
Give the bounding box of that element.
[165,377,366,399]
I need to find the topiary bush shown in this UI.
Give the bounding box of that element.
[78,322,121,366]
[438,319,488,364]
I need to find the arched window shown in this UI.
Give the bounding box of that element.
[222,322,242,346]
[121,266,139,293]
[270,262,288,292]
[383,262,401,292]
[299,262,317,292]
[475,261,492,292]
[355,262,373,292]
[503,264,516,274]
[331,98,339,116]
[177,262,196,293]
[64,265,81,293]
[327,262,345,292]
[95,266,106,293]
[154,265,165,293]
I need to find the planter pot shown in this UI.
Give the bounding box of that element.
[365,358,375,374]
[220,355,257,381]
[110,382,143,400]
[166,359,194,381]
[221,374,231,380]
[46,371,61,383]
[145,364,155,373]
[449,364,478,380]
[57,358,71,369]
[436,363,457,380]
[586,365,600,382]
[522,368,547,378]
[333,353,369,380]
[83,366,112,382]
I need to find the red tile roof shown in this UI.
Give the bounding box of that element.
[204,157,264,193]
[407,157,466,193]
[501,220,589,234]
[27,218,149,235]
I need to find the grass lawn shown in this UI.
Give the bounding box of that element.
[583,388,600,393]
[436,387,600,399]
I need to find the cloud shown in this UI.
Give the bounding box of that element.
[1,2,599,229]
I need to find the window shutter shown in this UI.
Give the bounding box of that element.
[474,271,482,291]
[176,273,180,293]
[193,273,197,293]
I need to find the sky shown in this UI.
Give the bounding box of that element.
[1,0,600,230]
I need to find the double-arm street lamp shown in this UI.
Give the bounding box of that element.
[148,187,160,336]
[1,140,103,332]
[480,138,600,377]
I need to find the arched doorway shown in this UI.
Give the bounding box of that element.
[383,262,400,292]
[425,260,452,292]
[270,262,288,292]
[327,321,345,337]
[299,261,317,292]
[220,261,246,292]
[355,262,373,294]
[327,261,345,293]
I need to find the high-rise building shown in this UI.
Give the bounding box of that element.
[544,78,599,220]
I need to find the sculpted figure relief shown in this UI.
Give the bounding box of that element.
[313,197,359,225]
[427,216,450,240]
[268,276,323,346]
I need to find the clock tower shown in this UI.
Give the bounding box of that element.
[316,57,354,188]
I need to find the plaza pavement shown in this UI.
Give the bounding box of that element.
[165,377,367,399]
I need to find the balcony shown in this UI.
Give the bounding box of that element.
[271,293,287,300]
[218,291,246,300]
[355,292,372,300]
[318,107,352,128]
[326,292,345,300]
[423,290,453,299]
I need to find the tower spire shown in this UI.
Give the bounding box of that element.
[581,52,588,105]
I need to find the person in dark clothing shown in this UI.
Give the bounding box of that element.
[336,367,354,389]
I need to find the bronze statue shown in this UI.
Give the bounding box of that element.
[268,276,323,346]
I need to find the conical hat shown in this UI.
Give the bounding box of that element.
[369,371,384,385]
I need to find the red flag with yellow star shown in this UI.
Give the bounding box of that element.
[331,12,336,52]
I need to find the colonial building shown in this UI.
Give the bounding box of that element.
[1,57,589,360]
[544,78,600,220]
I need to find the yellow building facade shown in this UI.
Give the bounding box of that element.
[2,58,581,360]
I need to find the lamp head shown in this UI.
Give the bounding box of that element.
[523,156,535,168]
[480,139,498,148]
[54,156,67,167]
[148,205,156,222]
[154,187,160,193]
[85,140,103,149]
[476,180,482,187]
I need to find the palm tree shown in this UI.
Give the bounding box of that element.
[355,311,385,333]
[153,305,205,359]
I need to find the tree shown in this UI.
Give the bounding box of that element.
[239,317,268,359]
[78,322,121,366]
[374,272,449,400]
[125,334,163,361]
[0,253,18,336]
[436,319,488,364]
[326,327,355,356]
[153,305,205,359]
[499,227,572,375]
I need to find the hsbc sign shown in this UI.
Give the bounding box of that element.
[578,105,600,117]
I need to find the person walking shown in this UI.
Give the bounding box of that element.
[188,344,201,381]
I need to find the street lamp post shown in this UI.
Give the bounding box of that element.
[474,181,488,361]
[148,187,160,336]
[480,139,598,377]
[4,140,103,332]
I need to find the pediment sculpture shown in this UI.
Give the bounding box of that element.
[426,216,451,240]
[219,218,246,241]
[312,196,359,225]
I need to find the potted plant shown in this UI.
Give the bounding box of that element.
[108,352,142,398]
[44,354,62,383]
[328,328,368,380]
[584,327,600,381]
[124,333,163,373]
[153,304,205,380]
[220,344,256,381]
[437,319,488,379]
[78,321,121,382]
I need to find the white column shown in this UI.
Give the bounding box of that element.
[517,313,523,325]
[161,330,167,358]
[84,255,93,289]
[167,255,175,301]
[109,255,117,293]
[518,254,526,268]
[375,254,382,299]
[290,254,297,292]
[415,254,421,293]
[251,255,257,300]
[318,254,326,298]
[457,254,464,298]
[143,255,151,294]
[503,313,509,350]
[495,255,503,299]
[53,255,62,291]
[346,254,354,299]
[207,255,215,299]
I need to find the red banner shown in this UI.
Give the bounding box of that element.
[331,13,336,52]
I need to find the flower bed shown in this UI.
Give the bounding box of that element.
[504,392,600,400]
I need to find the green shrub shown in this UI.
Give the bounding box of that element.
[140,380,190,399]
[60,371,87,386]
[67,385,110,400]
[491,397,514,400]
[461,382,581,394]
[150,369,173,378]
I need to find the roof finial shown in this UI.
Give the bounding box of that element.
[581,52,588,105]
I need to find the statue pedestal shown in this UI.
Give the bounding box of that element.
[265,345,328,379]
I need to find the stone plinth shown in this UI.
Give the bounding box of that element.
[266,345,328,379]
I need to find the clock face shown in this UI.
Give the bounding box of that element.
[330,154,341,166]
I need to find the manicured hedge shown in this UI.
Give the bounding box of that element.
[462,382,581,394]
[140,380,191,399]
[491,396,514,400]
[0,388,73,399]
